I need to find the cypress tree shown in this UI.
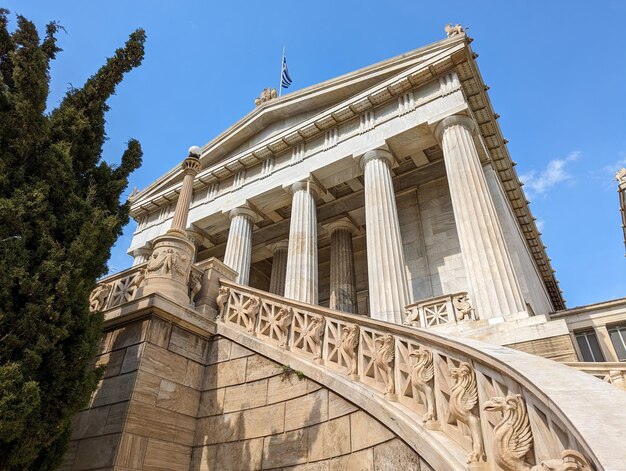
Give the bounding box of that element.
[0,10,145,469]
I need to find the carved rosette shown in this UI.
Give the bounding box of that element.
[273,306,293,349]
[215,286,230,321]
[483,394,592,471]
[340,324,360,379]
[409,346,438,428]
[374,334,396,400]
[89,283,112,312]
[448,362,485,465]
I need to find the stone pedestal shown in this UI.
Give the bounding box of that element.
[139,153,202,305]
[223,206,256,285]
[139,234,196,305]
[284,180,321,305]
[268,240,288,296]
[435,114,526,321]
[361,149,409,324]
[194,257,238,318]
[326,219,358,313]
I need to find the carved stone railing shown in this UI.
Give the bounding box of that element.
[89,262,203,312]
[565,362,626,390]
[216,280,625,471]
[404,291,476,328]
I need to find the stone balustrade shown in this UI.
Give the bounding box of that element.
[216,279,624,471]
[565,361,626,390]
[89,262,203,312]
[404,292,476,328]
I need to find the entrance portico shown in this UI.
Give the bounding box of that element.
[127,34,562,325]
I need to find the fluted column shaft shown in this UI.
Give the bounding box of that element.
[170,157,201,234]
[329,222,357,313]
[435,114,526,320]
[223,207,255,285]
[284,180,320,304]
[269,241,288,296]
[362,149,409,323]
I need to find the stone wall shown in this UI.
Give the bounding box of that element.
[193,335,428,470]
[61,315,430,470]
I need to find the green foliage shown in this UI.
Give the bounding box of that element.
[280,364,305,381]
[0,10,145,469]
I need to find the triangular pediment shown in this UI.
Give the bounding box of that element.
[133,35,468,203]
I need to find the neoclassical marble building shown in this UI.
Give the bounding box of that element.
[66,26,626,471]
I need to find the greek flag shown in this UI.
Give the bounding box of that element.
[281,56,293,88]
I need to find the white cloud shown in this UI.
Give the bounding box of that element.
[520,151,580,199]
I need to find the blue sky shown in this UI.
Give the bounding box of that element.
[5,0,626,308]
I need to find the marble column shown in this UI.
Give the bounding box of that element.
[435,114,526,320]
[284,180,321,304]
[169,157,201,236]
[268,240,288,296]
[362,149,409,324]
[223,206,256,285]
[327,219,358,313]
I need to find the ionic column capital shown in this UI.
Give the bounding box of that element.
[434,114,476,142]
[360,148,395,170]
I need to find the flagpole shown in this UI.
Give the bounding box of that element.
[278,46,285,97]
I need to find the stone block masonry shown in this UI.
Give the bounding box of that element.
[60,314,428,470]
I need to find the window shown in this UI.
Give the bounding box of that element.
[574,330,605,362]
[608,324,626,361]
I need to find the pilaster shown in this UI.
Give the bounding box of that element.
[268,240,289,296]
[325,218,358,313]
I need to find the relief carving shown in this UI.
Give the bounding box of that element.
[146,247,189,278]
[449,362,485,464]
[305,315,325,363]
[89,283,111,312]
[215,286,230,321]
[374,334,396,399]
[240,296,261,334]
[189,270,202,305]
[273,306,293,348]
[340,324,360,379]
[404,309,420,327]
[483,394,533,471]
[453,294,475,321]
[484,395,592,471]
[409,346,437,426]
